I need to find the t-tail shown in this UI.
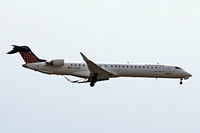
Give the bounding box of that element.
[7,45,46,64]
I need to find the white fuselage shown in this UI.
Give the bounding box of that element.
[23,62,191,80]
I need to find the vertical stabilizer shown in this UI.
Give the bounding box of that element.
[7,45,46,64]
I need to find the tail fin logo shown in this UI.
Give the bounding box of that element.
[20,52,39,64]
[7,45,46,64]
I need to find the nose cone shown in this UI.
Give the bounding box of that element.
[184,71,192,79]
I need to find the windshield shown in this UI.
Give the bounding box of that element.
[175,66,182,70]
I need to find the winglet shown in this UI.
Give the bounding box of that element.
[80,52,89,61]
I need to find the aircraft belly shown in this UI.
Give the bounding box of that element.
[109,69,179,78]
[39,65,87,76]
[40,66,63,74]
[109,69,152,77]
[69,71,90,78]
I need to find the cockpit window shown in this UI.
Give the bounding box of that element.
[175,67,181,69]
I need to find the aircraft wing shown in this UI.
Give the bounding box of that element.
[80,52,112,81]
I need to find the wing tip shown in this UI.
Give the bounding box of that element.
[80,52,88,61]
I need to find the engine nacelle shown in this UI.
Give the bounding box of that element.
[46,59,64,66]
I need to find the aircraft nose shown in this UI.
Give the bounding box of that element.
[184,72,192,78]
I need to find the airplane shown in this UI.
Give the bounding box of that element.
[7,45,192,87]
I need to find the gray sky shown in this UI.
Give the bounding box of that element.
[1,0,200,133]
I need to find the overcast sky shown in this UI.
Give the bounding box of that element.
[1,0,200,133]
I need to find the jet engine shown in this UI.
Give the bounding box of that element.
[46,59,64,66]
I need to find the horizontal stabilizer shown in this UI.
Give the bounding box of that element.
[7,45,30,54]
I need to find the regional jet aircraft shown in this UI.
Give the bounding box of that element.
[7,45,192,87]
